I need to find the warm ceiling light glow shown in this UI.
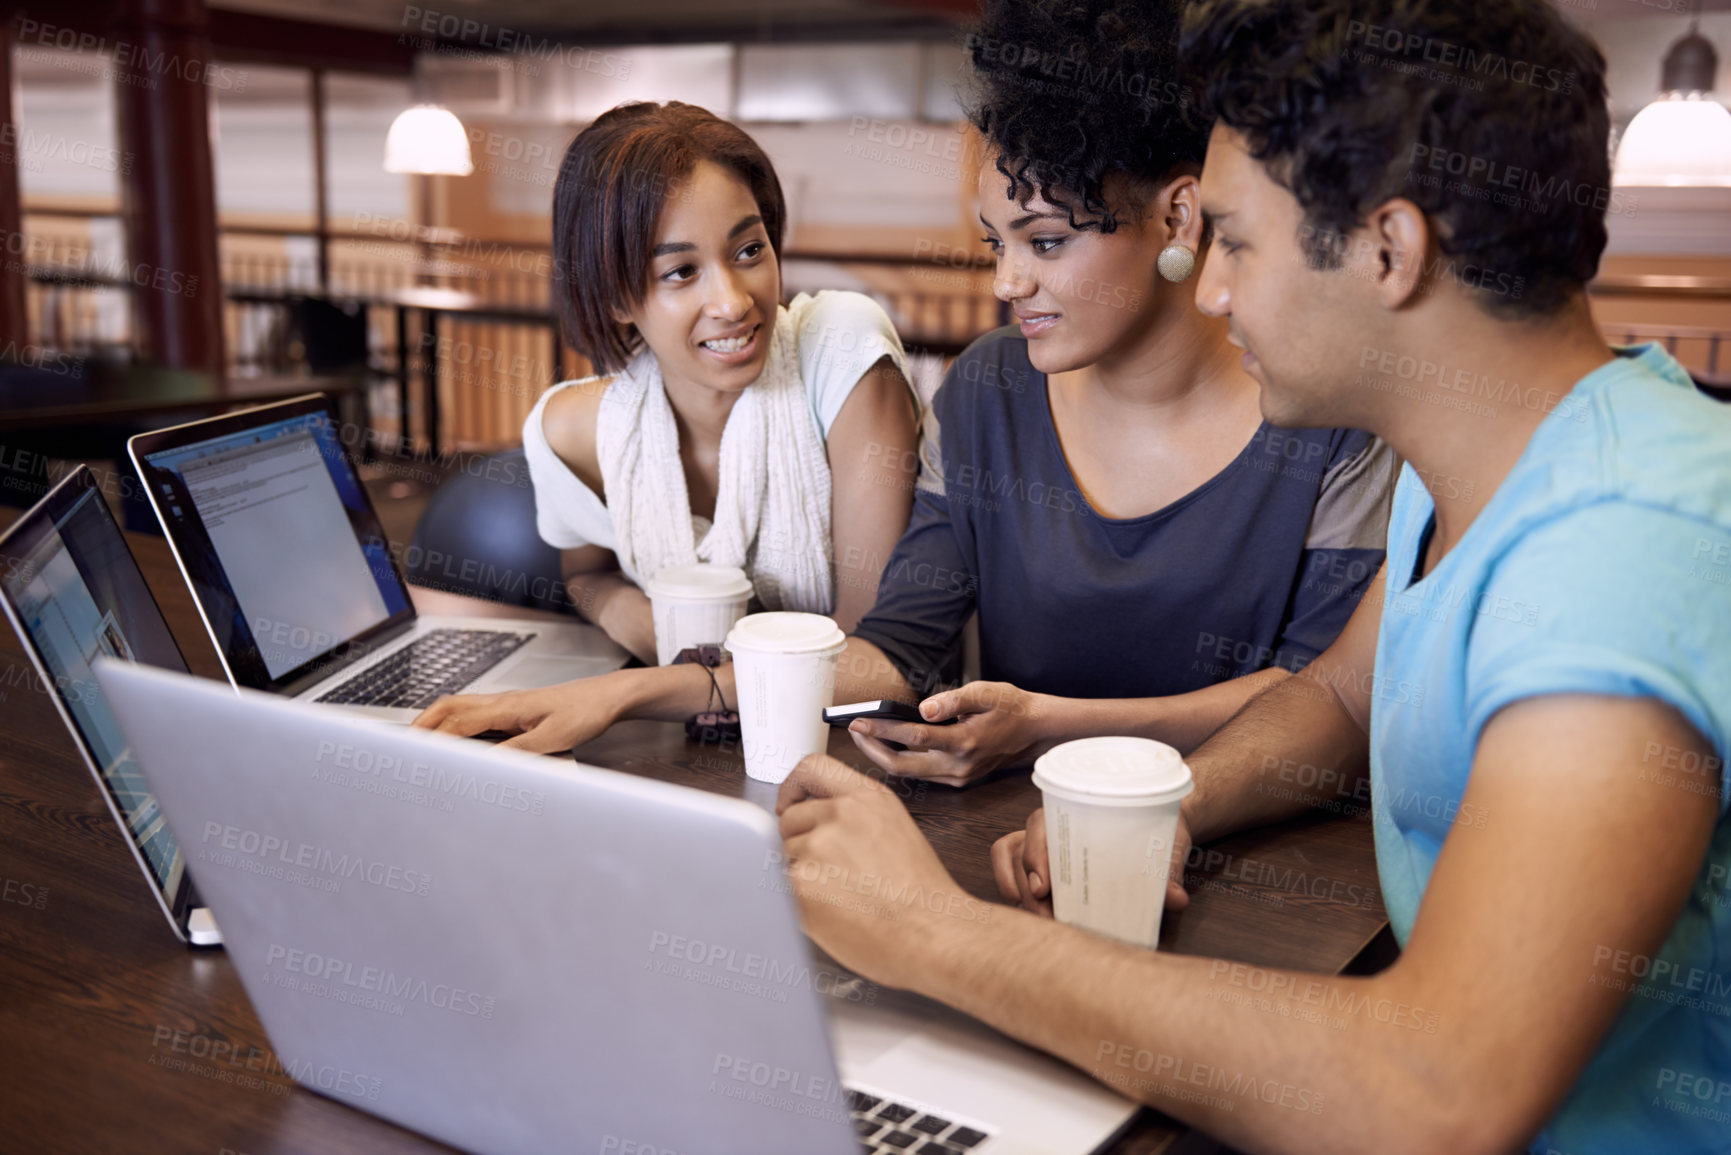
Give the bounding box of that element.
[1615,95,1731,187]
[1614,21,1731,188]
[383,105,474,176]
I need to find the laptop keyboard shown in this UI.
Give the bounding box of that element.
[849,1088,992,1153]
[315,629,533,710]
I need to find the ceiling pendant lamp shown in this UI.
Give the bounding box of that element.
[1614,20,1731,187]
[383,104,475,176]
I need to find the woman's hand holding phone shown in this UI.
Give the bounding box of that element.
[844,680,1054,787]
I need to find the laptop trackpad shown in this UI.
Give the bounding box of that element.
[833,999,1138,1155]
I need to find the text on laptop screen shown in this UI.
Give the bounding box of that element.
[141,411,410,681]
[0,487,187,894]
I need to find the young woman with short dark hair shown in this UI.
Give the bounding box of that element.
[522,101,922,661]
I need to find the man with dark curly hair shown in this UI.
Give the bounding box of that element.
[768,2,1731,1153]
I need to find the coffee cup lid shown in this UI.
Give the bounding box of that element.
[646,563,754,601]
[725,611,846,656]
[1032,737,1193,806]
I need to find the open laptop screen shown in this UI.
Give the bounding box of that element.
[132,397,413,692]
[0,469,191,911]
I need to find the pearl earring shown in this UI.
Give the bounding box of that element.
[1157,244,1196,283]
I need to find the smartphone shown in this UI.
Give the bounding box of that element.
[822,699,957,727]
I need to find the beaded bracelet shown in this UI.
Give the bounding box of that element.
[673,644,741,742]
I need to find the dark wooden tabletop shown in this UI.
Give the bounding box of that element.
[0,524,1389,1155]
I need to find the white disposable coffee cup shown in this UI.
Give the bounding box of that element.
[646,563,755,667]
[724,612,847,784]
[1032,736,1194,949]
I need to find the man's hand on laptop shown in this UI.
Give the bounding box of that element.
[413,681,617,753]
[776,754,985,989]
[991,806,1193,917]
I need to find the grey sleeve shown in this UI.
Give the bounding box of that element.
[1272,434,1400,670]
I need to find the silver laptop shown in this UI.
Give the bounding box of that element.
[0,466,217,944]
[128,394,628,723]
[95,660,1141,1155]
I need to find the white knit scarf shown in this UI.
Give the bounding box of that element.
[595,300,835,614]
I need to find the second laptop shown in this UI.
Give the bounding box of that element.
[129,393,630,722]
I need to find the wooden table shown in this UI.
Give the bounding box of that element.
[0,525,1390,1155]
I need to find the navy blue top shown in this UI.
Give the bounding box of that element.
[852,328,1395,699]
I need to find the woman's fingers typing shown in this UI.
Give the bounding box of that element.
[413,694,518,737]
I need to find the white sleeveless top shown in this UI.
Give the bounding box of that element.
[522,290,910,593]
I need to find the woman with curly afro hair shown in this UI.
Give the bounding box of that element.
[839,0,1400,787]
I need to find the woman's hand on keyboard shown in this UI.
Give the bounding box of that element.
[412,677,623,753]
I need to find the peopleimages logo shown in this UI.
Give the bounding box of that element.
[264,943,497,1018]
[709,1053,849,1123]
[1656,1067,1731,1123]
[1344,21,1574,94]
[150,1026,382,1101]
[1094,1040,1327,1115]
[15,18,249,91]
[646,931,879,1005]
[200,821,432,896]
[314,740,546,815]
[398,6,631,78]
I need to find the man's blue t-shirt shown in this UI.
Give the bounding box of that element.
[1370,344,1731,1155]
